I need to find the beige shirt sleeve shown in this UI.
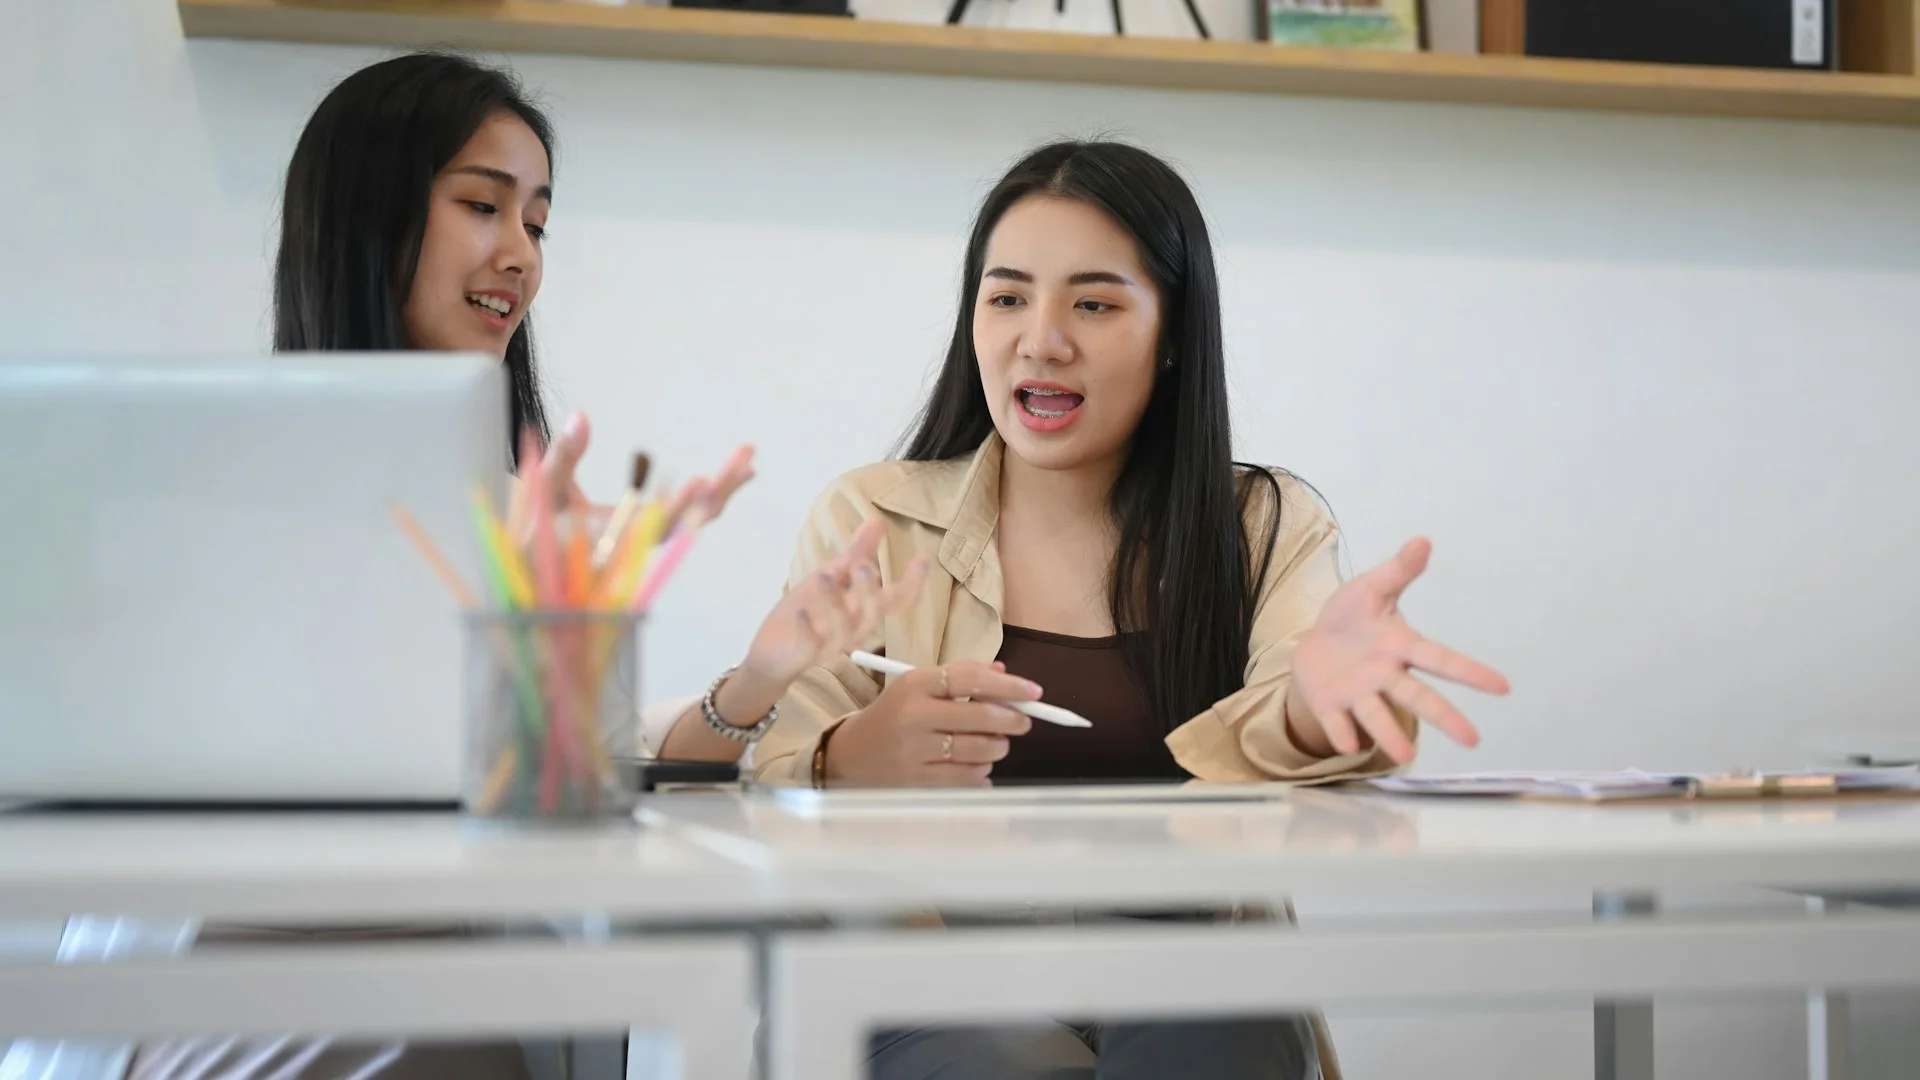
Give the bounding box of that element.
[749,484,886,785]
[1166,474,1415,783]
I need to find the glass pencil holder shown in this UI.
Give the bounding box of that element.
[463,609,641,823]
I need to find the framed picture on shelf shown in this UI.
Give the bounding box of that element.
[1258,0,1425,50]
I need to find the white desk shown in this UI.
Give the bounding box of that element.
[640,788,1920,1080]
[0,810,775,922]
[8,793,1920,1080]
[0,810,762,1080]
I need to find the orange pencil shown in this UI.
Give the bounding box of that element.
[390,503,477,608]
[566,500,592,606]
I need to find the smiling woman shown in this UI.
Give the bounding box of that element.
[402,145,551,356]
[120,54,564,1080]
[119,49,917,1080]
[273,51,555,460]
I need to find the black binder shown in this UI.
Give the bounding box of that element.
[1525,0,1837,70]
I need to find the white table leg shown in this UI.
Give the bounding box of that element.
[765,912,1920,1080]
[0,937,754,1080]
[1806,896,1852,1080]
[1593,892,1657,1080]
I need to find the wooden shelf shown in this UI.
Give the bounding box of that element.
[178,0,1920,126]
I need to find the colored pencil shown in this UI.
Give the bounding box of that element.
[389,503,477,608]
[393,444,734,819]
[629,503,708,614]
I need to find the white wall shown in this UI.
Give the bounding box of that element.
[10,0,1920,1076]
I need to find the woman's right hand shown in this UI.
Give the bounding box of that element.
[825,661,1042,787]
[737,519,927,689]
[665,519,928,761]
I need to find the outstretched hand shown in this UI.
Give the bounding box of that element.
[1289,538,1509,764]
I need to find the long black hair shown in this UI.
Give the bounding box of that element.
[273,51,554,460]
[902,140,1282,739]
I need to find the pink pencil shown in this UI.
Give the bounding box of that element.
[520,431,580,812]
[522,430,566,609]
[628,505,707,614]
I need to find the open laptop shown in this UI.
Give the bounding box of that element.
[0,353,507,805]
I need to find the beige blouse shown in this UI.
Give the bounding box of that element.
[752,434,1413,786]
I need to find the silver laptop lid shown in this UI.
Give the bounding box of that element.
[0,353,507,802]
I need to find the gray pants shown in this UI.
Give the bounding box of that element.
[868,1015,1318,1080]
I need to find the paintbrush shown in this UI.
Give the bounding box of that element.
[592,452,651,571]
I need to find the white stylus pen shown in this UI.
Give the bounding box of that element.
[848,650,1093,729]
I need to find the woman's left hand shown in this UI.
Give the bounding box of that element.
[1288,538,1509,764]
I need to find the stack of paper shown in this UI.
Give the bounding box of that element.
[1364,766,1920,802]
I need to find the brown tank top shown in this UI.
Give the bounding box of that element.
[990,625,1185,783]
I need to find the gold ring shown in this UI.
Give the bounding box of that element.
[940,734,954,761]
[937,666,950,699]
